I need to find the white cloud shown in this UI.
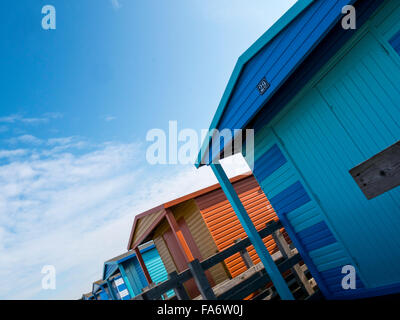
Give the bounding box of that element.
[0,137,249,299]
[7,134,43,145]
[0,113,63,125]
[0,149,28,159]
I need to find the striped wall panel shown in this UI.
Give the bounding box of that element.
[183,200,230,285]
[196,175,288,278]
[252,142,364,298]
[153,235,177,274]
[114,276,131,300]
[142,247,174,298]
[122,259,147,296]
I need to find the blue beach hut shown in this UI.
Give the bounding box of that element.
[103,241,171,299]
[196,0,400,299]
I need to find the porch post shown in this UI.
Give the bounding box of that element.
[134,247,153,284]
[210,162,294,300]
[106,280,118,300]
[118,263,135,298]
[165,209,195,262]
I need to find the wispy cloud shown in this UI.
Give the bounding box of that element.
[102,115,117,122]
[7,134,43,145]
[0,149,28,159]
[0,135,249,299]
[0,113,63,125]
[110,0,122,10]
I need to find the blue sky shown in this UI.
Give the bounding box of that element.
[0,0,295,299]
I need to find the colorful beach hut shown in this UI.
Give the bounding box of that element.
[128,172,292,299]
[196,0,400,299]
[102,241,170,299]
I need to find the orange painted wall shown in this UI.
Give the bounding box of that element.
[195,175,290,278]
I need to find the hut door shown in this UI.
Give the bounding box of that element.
[268,30,400,294]
[314,30,400,288]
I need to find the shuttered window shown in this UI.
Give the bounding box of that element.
[390,30,400,54]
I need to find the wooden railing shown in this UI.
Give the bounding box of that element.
[133,220,315,300]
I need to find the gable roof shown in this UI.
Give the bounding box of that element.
[92,279,105,294]
[127,172,252,250]
[103,241,155,280]
[196,0,314,167]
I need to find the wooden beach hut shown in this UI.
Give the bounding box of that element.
[102,241,170,299]
[127,172,292,299]
[196,0,400,299]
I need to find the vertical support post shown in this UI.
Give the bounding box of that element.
[234,238,254,269]
[210,162,294,300]
[106,280,118,300]
[118,263,135,298]
[168,271,190,300]
[134,247,153,285]
[272,229,314,296]
[188,259,216,300]
[165,209,195,262]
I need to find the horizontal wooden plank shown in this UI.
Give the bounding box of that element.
[201,220,283,270]
[349,140,400,199]
[137,221,286,300]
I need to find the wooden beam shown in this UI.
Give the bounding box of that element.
[165,209,195,262]
[272,229,314,296]
[234,238,254,269]
[168,271,190,300]
[210,162,294,300]
[350,140,400,199]
[134,247,153,285]
[118,263,135,298]
[188,259,216,300]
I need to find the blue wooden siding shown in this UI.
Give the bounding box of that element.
[98,290,109,300]
[248,1,400,298]
[390,31,400,54]
[113,276,131,300]
[210,0,353,156]
[104,264,118,281]
[252,0,383,132]
[249,128,360,298]
[142,246,174,297]
[206,0,383,164]
[312,30,400,287]
[122,259,147,296]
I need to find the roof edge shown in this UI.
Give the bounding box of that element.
[195,0,314,168]
[127,172,253,249]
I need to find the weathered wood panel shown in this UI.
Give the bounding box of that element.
[350,141,400,200]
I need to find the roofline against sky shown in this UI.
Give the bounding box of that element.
[127,172,253,250]
[195,0,314,168]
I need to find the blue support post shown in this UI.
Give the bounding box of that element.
[118,263,135,298]
[106,280,118,300]
[210,163,294,300]
[99,284,110,300]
